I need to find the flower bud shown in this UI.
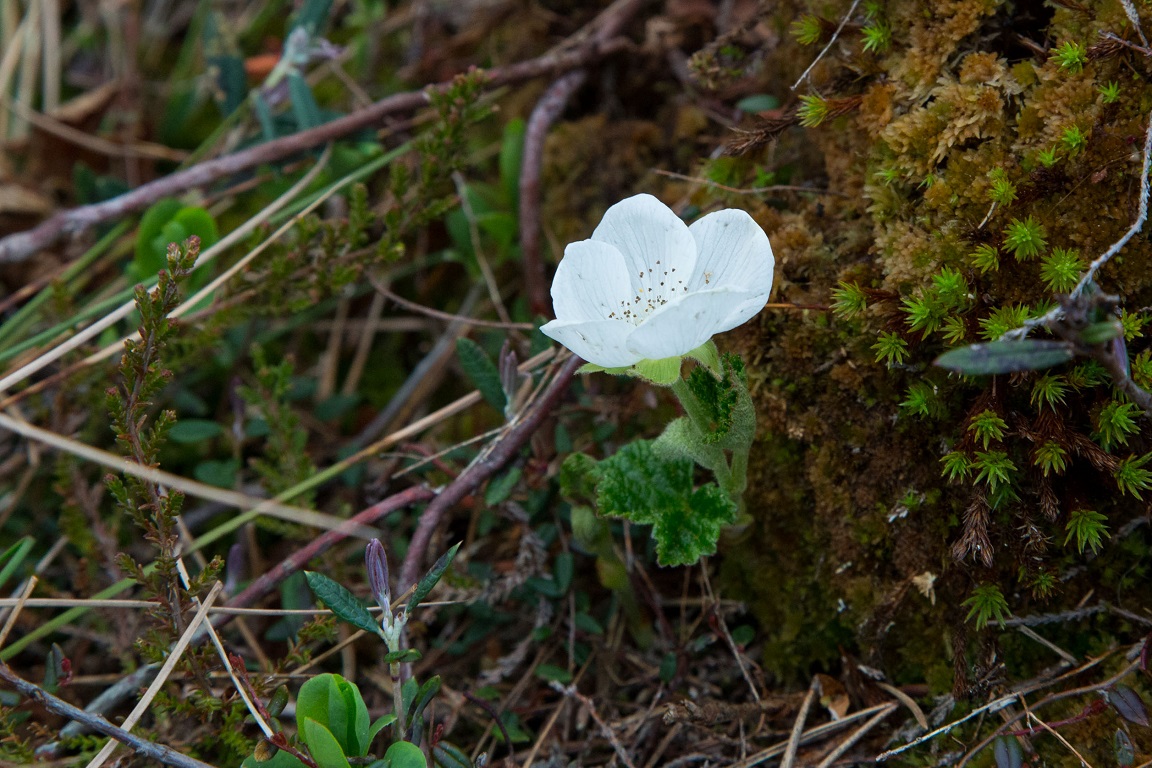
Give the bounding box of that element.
[365,538,391,611]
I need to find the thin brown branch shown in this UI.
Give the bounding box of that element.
[0,662,217,768]
[520,69,587,317]
[219,485,434,620]
[398,353,581,591]
[0,3,644,264]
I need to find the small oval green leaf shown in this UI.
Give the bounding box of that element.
[304,572,381,636]
[935,340,1074,375]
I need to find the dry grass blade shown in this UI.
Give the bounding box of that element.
[0,410,380,538]
[85,582,224,768]
[0,147,330,395]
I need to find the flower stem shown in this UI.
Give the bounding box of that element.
[669,377,733,490]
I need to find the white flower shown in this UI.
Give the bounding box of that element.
[540,194,774,369]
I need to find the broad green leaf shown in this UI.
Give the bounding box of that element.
[133,202,217,279]
[596,441,738,565]
[168,419,224,443]
[303,717,352,768]
[934,340,1073,374]
[383,741,427,768]
[455,338,506,412]
[383,648,422,664]
[406,543,460,616]
[305,572,381,636]
[0,537,32,590]
[297,674,370,758]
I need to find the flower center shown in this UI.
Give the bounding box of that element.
[605,260,689,325]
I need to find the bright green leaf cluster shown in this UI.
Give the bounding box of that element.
[969,243,1000,274]
[941,450,973,481]
[1003,217,1047,261]
[872,331,909,366]
[1033,440,1068,476]
[1121,310,1146,341]
[861,20,891,53]
[797,95,829,127]
[831,281,869,319]
[973,450,1016,491]
[1037,147,1061,167]
[1099,80,1121,103]
[1052,40,1087,72]
[1095,399,1141,451]
[1064,508,1110,554]
[1030,373,1069,410]
[901,381,941,418]
[979,304,1032,341]
[790,14,824,45]
[1115,454,1152,498]
[1061,125,1088,154]
[1040,247,1084,293]
[968,410,1008,449]
[987,169,1017,206]
[963,584,1010,629]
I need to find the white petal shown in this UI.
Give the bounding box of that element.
[591,194,697,297]
[626,288,758,360]
[550,240,635,323]
[687,209,774,300]
[540,318,643,368]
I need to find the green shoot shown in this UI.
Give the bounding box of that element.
[941,451,972,481]
[1095,399,1141,451]
[1033,441,1068,477]
[1030,373,1069,410]
[1040,247,1084,293]
[963,584,1010,629]
[831,281,869,319]
[1115,453,1152,498]
[1064,508,1109,554]
[968,410,1007,449]
[973,450,1016,491]
[969,243,1000,274]
[1003,216,1047,261]
[1052,40,1087,73]
[872,331,909,366]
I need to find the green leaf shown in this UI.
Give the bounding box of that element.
[305,572,381,637]
[383,648,423,664]
[194,458,239,488]
[302,717,352,768]
[168,419,224,443]
[367,714,397,747]
[288,71,323,130]
[431,742,472,768]
[133,201,217,279]
[534,664,572,683]
[484,466,521,506]
[499,119,526,205]
[455,338,506,412]
[383,741,428,768]
[0,537,32,591]
[597,441,738,565]
[633,357,682,385]
[934,340,1073,375]
[405,675,441,727]
[406,543,460,615]
[296,674,370,759]
[736,94,781,112]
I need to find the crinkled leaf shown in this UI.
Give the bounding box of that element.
[455,338,506,412]
[935,340,1074,375]
[406,543,459,615]
[383,740,427,768]
[1108,684,1149,726]
[685,353,751,446]
[559,453,601,500]
[305,572,380,637]
[654,417,728,476]
[302,717,352,768]
[597,440,738,565]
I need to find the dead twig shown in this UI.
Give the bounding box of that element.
[520,69,588,317]
[397,352,581,591]
[0,662,217,768]
[0,2,644,264]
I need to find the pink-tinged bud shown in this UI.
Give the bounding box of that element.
[365,539,391,610]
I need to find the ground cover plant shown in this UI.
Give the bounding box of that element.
[1,0,1152,766]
